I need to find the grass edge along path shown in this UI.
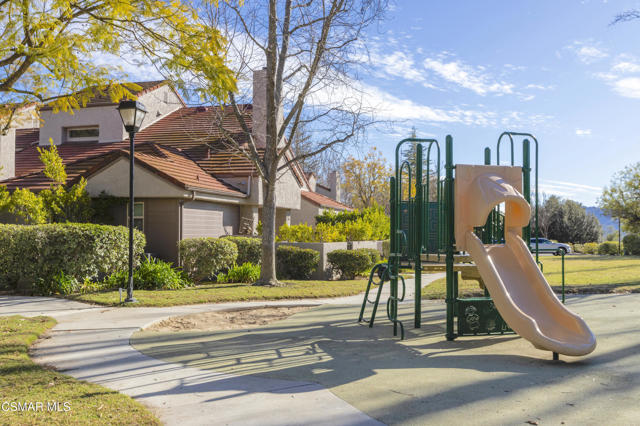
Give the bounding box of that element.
[0,315,160,425]
[423,255,640,299]
[69,279,369,307]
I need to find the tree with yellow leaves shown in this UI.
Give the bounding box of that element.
[0,0,236,133]
[341,147,392,211]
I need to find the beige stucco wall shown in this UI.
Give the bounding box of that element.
[39,105,126,145]
[85,157,190,198]
[290,195,322,225]
[137,85,183,129]
[274,167,301,210]
[38,84,182,146]
[0,128,15,180]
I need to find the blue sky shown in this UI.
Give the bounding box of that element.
[116,1,640,206]
[358,0,640,206]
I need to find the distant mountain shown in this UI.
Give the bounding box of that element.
[585,206,620,235]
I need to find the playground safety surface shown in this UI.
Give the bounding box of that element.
[133,294,640,425]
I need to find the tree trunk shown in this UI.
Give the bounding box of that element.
[257,178,280,286]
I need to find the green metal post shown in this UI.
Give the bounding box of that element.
[522,139,531,246]
[445,135,455,341]
[390,176,398,336]
[415,144,423,328]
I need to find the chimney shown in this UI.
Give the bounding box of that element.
[329,171,341,202]
[252,68,283,148]
[0,128,16,180]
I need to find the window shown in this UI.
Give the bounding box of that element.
[127,202,144,231]
[66,126,99,142]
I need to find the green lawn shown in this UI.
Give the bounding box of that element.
[0,316,159,425]
[423,255,640,299]
[70,279,369,307]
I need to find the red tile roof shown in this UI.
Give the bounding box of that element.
[9,101,308,193]
[15,128,39,152]
[301,191,351,210]
[3,143,245,196]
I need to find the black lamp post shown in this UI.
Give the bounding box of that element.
[117,100,147,303]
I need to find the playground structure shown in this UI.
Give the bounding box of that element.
[359,132,596,358]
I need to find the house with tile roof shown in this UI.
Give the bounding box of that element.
[0,71,351,263]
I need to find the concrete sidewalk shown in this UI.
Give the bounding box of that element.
[0,274,442,426]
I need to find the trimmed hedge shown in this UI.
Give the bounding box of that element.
[582,242,599,254]
[222,236,261,265]
[179,238,238,281]
[327,249,374,280]
[598,241,621,255]
[623,234,640,255]
[0,223,145,290]
[276,245,319,280]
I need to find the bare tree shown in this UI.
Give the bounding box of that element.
[193,1,387,285]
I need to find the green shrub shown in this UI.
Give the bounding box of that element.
[572,243,584,254]
[359,248,381,265]
[0,223,145,290]
[179,237,238,281]
[382,240,390,259]
[103,257,191,291]
[582,242,599,254]
[278,223,315,242]
[217,262,260,283]
[222,236,261,265]
[327,249,374,280]
[623,234,640,255]
[276,245,319,279]
[281,206,389,243]
[598,241,621,255]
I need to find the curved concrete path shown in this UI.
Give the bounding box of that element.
[0,273,442,426]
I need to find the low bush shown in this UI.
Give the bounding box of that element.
[103,257,191,291]
[278,223,315,242]
[359,248,381,265]
[382,240,390,259]
[217,262,260,283]
[572,243,584,254]
[582,242,599,254]
[276,245,319,279]
[223,236,261,265]
[598,241,621,256]
[179,237,238,281]
[327,249,374,280]
[279,206,389,243]
[623,234,640,255]
[34,271,98,296]
[0,223,145,290]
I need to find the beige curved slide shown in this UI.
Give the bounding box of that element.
[455,165,596,356]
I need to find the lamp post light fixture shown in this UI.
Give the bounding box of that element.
[117,100,147,303]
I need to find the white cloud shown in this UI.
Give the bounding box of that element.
[594,54,640,99]
[566,41,608,64]
[611,61,640,74]
[368,50,428,84]
[538,179,602,204]
[612,77,640,98]
[422,57,514,96]
[575,128,592,136]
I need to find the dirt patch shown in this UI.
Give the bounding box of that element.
[145,305,315,332]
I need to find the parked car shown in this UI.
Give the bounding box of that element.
[529,238,571,255]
